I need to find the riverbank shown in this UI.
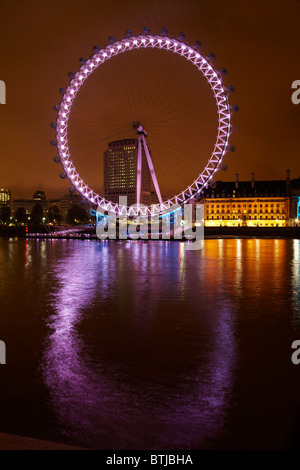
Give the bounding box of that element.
[0,432,85,450]
[204,226,300,238]
[1,226,300,239]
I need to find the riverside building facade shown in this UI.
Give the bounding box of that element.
[199,171,300,227]
[0,189,11,208]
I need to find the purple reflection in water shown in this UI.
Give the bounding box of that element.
[41,240,236,449]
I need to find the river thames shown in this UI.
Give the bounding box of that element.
[0,237,300,449]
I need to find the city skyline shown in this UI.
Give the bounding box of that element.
[2,169,300,229]
[1,166,299,201]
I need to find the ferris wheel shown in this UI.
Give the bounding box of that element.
[51,28,237,217]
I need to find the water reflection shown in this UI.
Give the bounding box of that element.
[2,238,300,448]
[41,240,236,449]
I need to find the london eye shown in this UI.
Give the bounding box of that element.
[51,28,236,217]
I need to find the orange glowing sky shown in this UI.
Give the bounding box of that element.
[1,0,300,200]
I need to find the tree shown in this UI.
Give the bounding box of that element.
[31,203,44,225]
[0,206,11,224]
[47,205,62,224]
[67,204,89,225]
[14,206,27,224]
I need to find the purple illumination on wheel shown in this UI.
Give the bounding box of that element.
[53,32,233,216]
